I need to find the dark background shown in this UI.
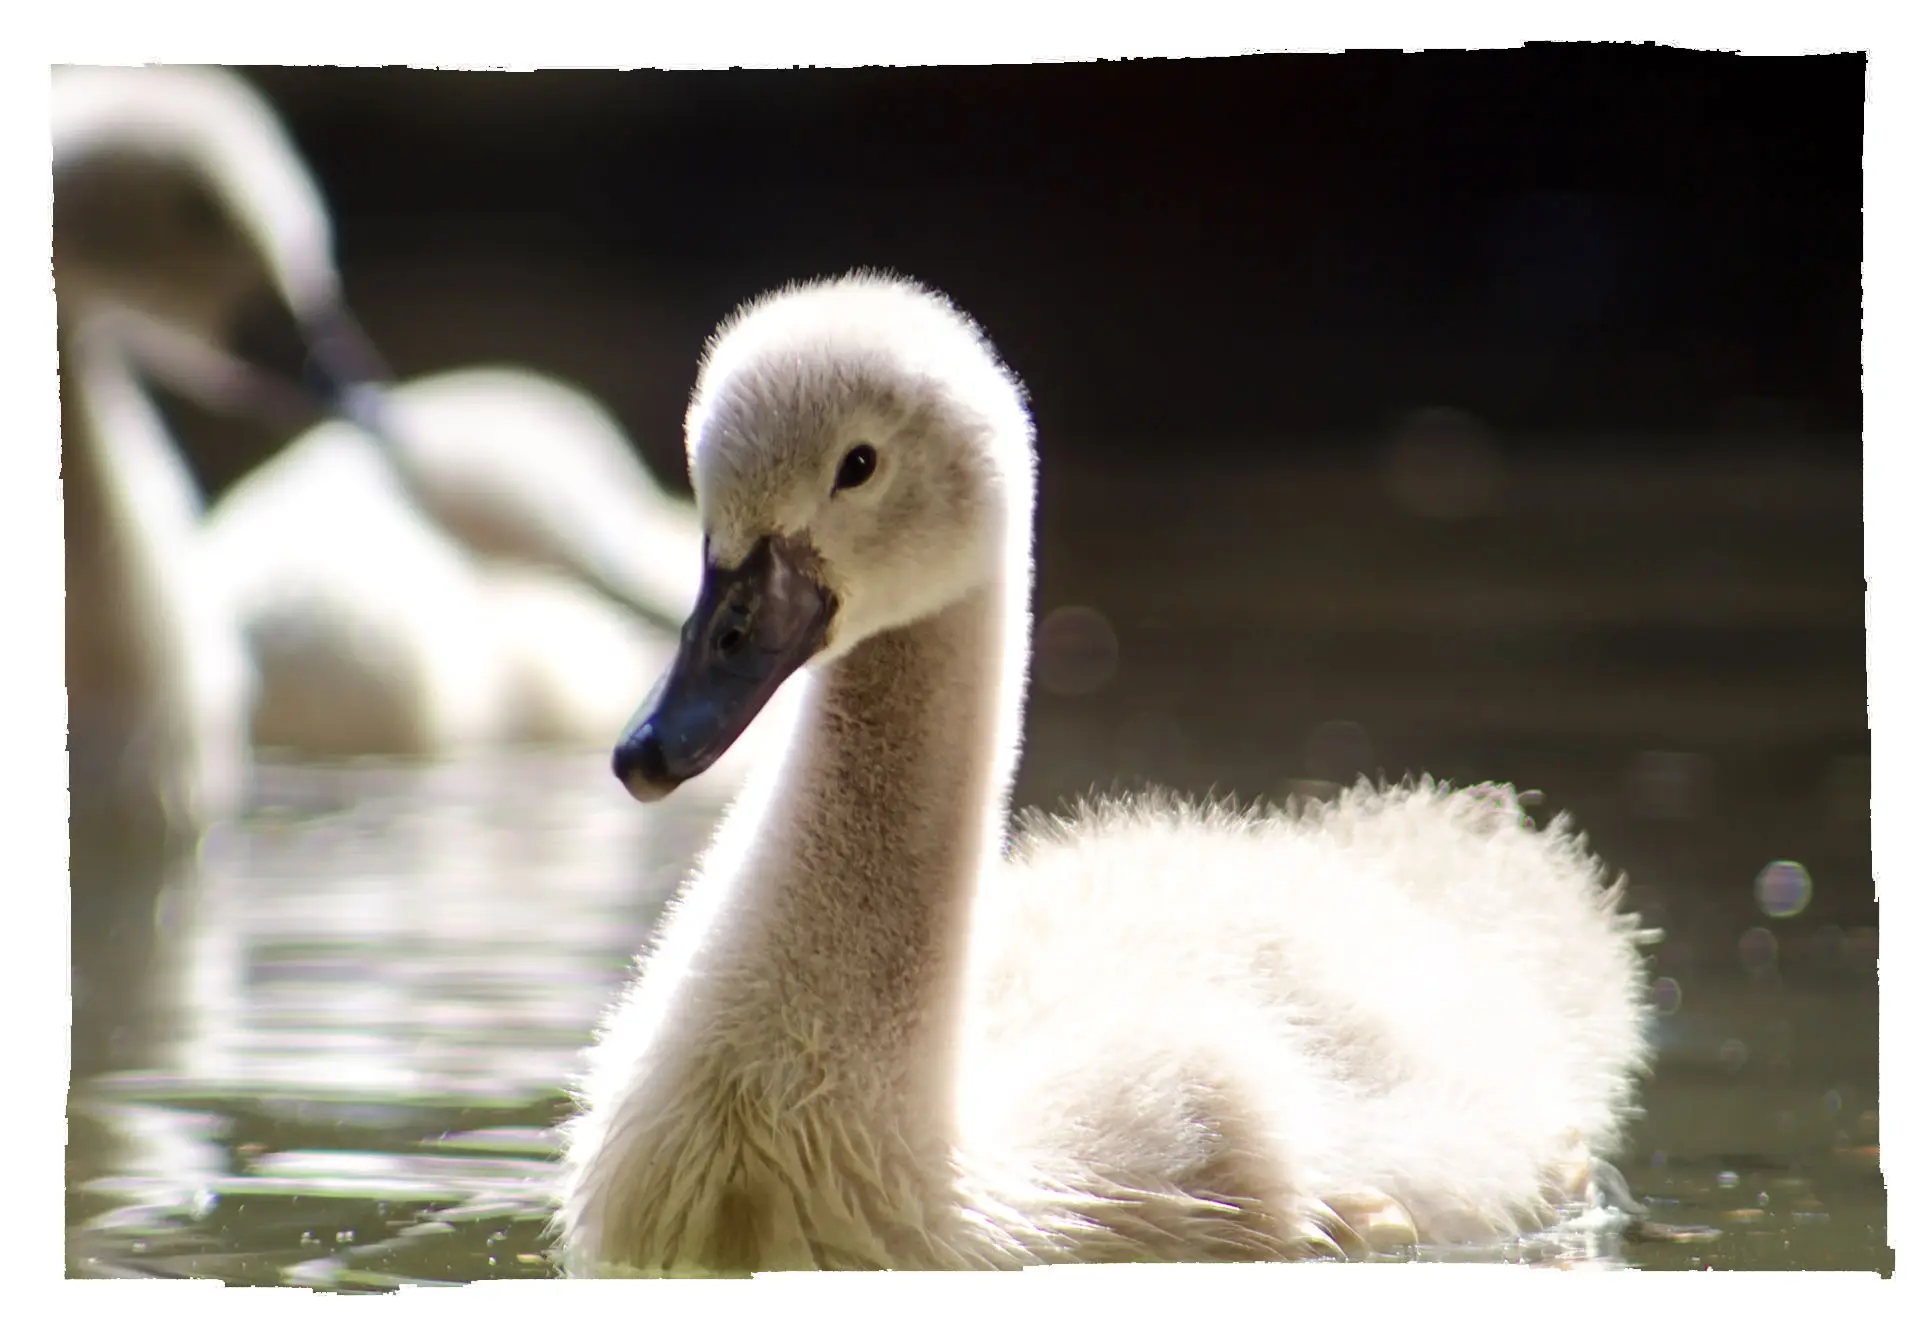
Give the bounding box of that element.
[178,49,1868,952]
[206,48,1864,482]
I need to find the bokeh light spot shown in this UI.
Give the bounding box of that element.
[1754,860,1812,919]
[1652,977,1683,1015]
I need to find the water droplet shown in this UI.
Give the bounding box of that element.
[1652,977,1683,1015]
[1754,861,1812,918]
[1717,1170,1740,1189]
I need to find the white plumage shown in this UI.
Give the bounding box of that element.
[558,272,1653,1272]
[56,67,769,774]
[201,365,796,781]
[55,63,332,844]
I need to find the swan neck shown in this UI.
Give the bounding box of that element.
[708,570,1021,1130]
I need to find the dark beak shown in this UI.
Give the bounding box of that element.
[612,536,834,803]
[224,285,394,438]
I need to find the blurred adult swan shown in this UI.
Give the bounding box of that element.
[54,64,388,847]
[202,370,683,759]
[558,274,1654,1271]
[57,69,725,763]
[201,364,793,778]
[346,365,706,637]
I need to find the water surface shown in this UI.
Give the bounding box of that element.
[65,751,1883,1283]
[66,455,1883,1281]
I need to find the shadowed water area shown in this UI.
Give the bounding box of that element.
[66,450,1883,1282]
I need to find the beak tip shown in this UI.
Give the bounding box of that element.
[612,727,681,804]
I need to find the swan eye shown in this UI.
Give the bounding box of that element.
[833,444,878,494]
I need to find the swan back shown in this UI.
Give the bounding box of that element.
[203,416,690,758]
[199,425,512,756]
[376,367,707,624]
[201,377,733,760]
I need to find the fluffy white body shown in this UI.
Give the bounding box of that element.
[558,273,1653,1271]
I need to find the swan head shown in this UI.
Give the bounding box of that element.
[52,65,389,432]
[614,272,1033,802]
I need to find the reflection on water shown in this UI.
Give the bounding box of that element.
[66,753,1886,1283]
[67,755,720,1285]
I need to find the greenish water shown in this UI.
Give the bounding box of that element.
[66,455,1884,1280]
[65,754,1884,1283]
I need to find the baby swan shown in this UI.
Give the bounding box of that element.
[558,274,1652,1272]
